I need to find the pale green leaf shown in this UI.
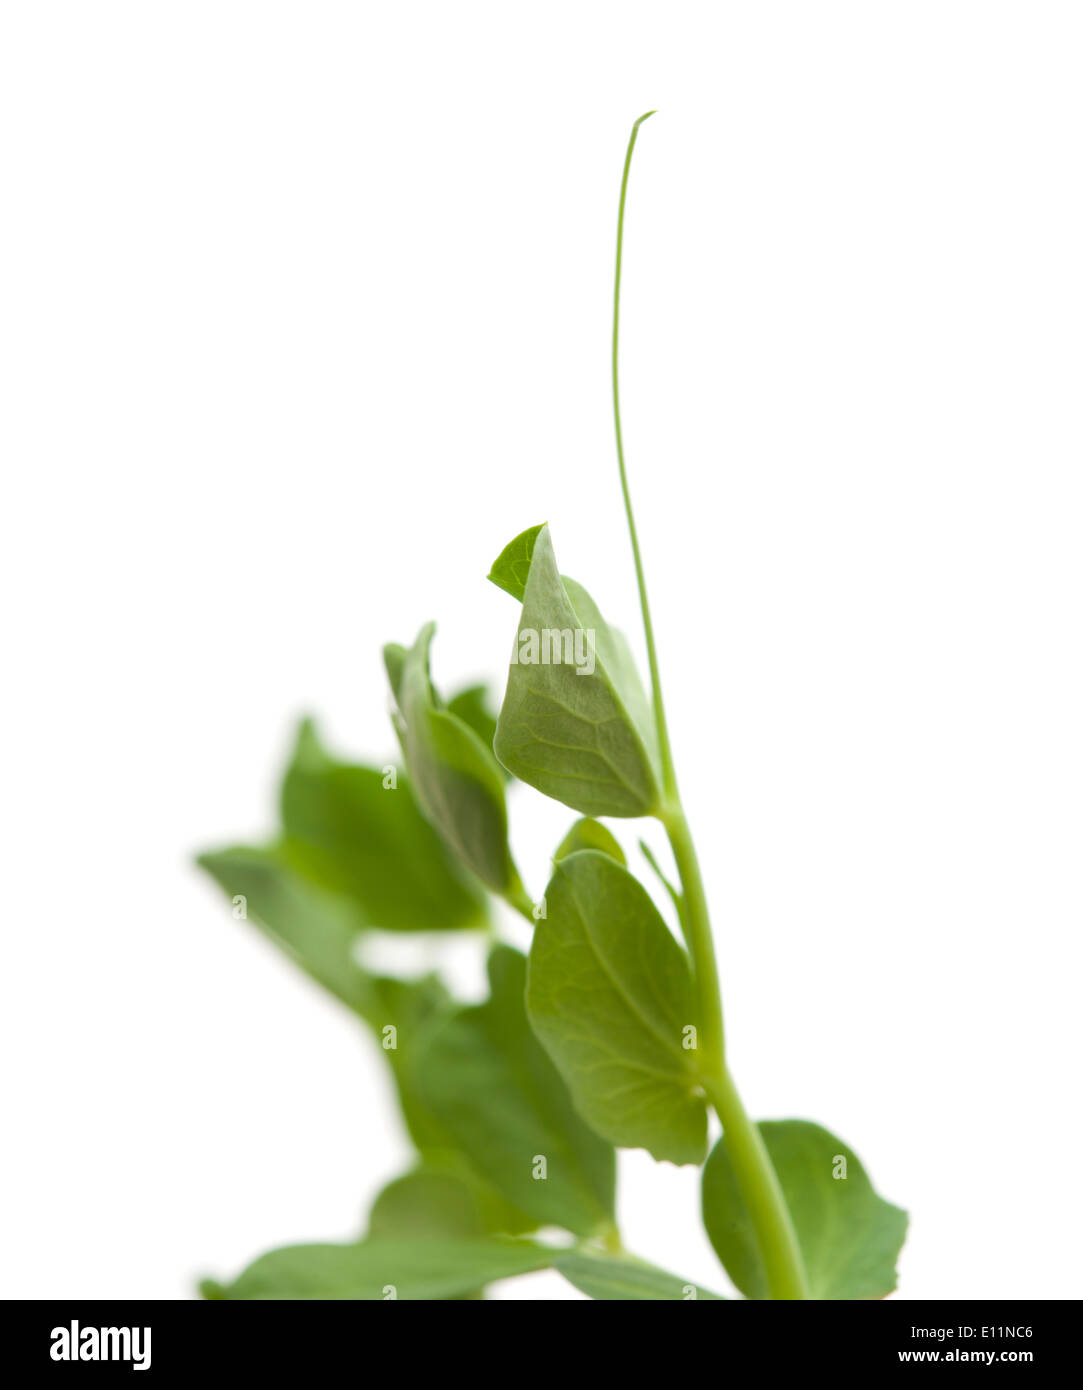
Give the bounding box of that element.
[527,850,707,1165]
[202,1237,552,1301]
[196,844,376,1017]
[195,847,473,1150]
[701,1119,908,1300]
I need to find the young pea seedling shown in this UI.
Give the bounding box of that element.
[198,114,907,1302]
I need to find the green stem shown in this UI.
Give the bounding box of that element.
[611,111,809,1302]
[661,807,724,1066]
[704,1071,810,1300]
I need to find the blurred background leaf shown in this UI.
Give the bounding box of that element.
[415,945,617,1238]
[279,717,487,930]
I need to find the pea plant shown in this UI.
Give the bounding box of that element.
[198,114,907,1301]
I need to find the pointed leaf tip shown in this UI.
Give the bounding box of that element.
[488,523,546,601]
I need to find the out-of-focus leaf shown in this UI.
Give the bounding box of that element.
[200,719,487,941]
[197,847,451,1140]
[383,643,407,707]
[366,1168,500,1300]
[554,817,626,866]
[282,722,483,928]
[361,972,461,1155]
[445,682,504,771]
[196,844,376,1017]
[194,854,538,1230]
[279,718,487,931]
[554,1250,725,1301]
[416,945,617,1237]
[201,1237,553,1301]
[367,1168,487,1240]
[367,1163,536,1245]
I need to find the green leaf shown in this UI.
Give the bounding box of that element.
[560,575,657,766]
[362,971,546,1242]
[203,1237,553,1301]
[194,854,530,1225]
[386,624,518,893]
[445,682,511,784]
[362,972,459,1153]
[554,1250,725,1301]
[527,850,707,1165]
[383,643,407,706]
[487,522,545,600]
[367,1163,536,1244]
[366,1167,521,1299]
[279,719,487,931]
[367,1168,488,1240]
[196,847,474,1150]
[364,975,542,1238]
[493,524,661,817]
[415,945,617,1237]
[701,1119,908,1300]
[196,844,376,1017]
[445,683,499,756]
[555,818,626,866]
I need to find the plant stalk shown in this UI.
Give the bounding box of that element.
[702,1070,810,1300]
[611,111,809,1302]
[660,806,724,1064]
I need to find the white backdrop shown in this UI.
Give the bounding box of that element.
[2,1,1081,1301]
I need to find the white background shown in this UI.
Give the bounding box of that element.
[2,1,1081,1301]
